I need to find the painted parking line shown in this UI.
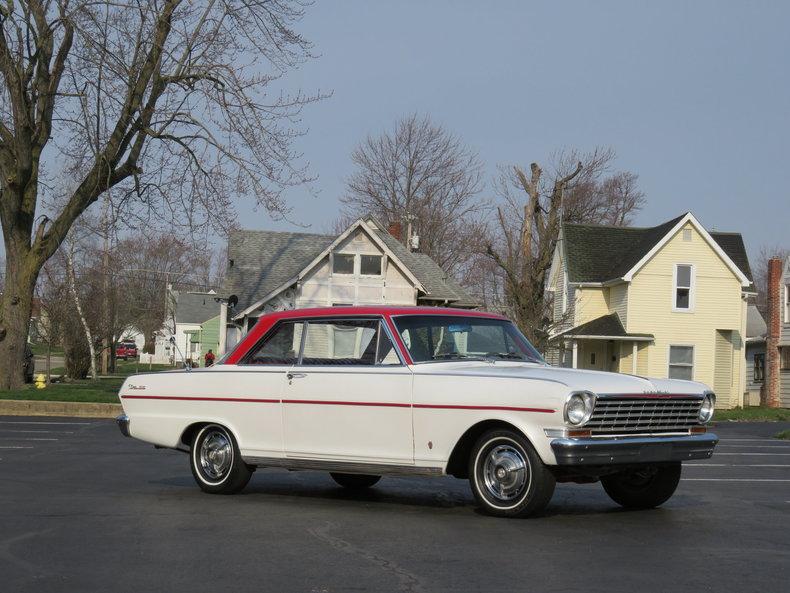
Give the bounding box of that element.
[0,430,74,434]
[0,437,57,441]
[714,451,790,457]
[717,438,790,442]
[717,444,790,449]
[0,446,34,449]
[686,464,790,467]
[0,421,92,425]
[682,478,790,482]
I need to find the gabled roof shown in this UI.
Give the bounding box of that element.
[551,313,654,341]
[225,230,335,315]
[175,292,222,325]
[225,217,478,319]
[561,212,753,289]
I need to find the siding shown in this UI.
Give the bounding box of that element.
[609,283,628,327]
[782,370,790,408]
[553,256,566,325]
[626,222,746,407]
[296,226,415,308]
[714,330,734,405]
[575,287,609,325]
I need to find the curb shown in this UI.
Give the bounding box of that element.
[0,399,122,419]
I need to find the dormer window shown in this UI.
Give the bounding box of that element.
[673,264,694,311]
[332,254,355,275]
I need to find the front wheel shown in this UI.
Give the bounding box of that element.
[601,463,681,509]
[469,429,555,518]
[330,473,381,490]
[190,424,252,494]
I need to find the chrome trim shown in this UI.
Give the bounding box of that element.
[550,433,718,466]
[116,414,130,437]
[242,456,444,476]
[699,392,715,423]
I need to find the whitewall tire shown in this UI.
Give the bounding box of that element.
[190,424,252,494]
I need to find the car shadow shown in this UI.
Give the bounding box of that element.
[149,471,708,517]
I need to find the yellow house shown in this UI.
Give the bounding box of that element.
[547,212,755,409]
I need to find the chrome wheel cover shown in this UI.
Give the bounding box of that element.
[482,444,529,502]
[199,429,233,481]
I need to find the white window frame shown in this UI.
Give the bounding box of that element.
[359,254,385,278]
[672,263,695,313]
[331,252,356,276]
[784,284,789,324]
[667,344,695,380]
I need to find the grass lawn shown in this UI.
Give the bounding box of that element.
[30,342,64,356]
[714,407,790,422]
[776,430,790,440]
[3,361,174,403]
[0,379,125,403]
[43,359,174,379]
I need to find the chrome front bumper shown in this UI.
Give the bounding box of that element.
[550,433,718,466]
[116,414,130,438]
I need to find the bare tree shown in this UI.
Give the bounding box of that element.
[754,245,790,315]
[119,233,193,354]
[341,113,486,274]
[483,148,646,351]
[0,0,324,388]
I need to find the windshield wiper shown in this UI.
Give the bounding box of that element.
[432,353,487,361]
[485,352,542,363]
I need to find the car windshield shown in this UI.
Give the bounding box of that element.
[392,315,545,364]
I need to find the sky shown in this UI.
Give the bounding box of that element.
[240,0,789,264]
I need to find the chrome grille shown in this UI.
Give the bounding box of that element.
[587,397,703,434]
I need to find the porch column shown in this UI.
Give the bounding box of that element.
[632,342,638,375]
[571,340,578,369]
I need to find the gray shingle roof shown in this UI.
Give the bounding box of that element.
[175,292,222,324]
[223,219,478,313]
[554,313,654,340]
[562,214,753,288]
[225,230,334,312]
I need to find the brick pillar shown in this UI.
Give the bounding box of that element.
[764,258,782,408]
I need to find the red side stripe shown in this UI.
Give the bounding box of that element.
[282,399,411,408]
[414,404,554,413]
[120,395,279,403]
[119,395,554,413]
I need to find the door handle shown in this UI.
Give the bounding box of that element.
[287,372,307,381]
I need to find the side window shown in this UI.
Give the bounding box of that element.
[674,264,693,310]
[301,319,398,366]
[244,321,304,365]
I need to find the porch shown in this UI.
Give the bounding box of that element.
[551,313,654,374]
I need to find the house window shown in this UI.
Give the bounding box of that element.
[332,253,355,275]
[668,345,694,380]
[674,264,693,310]
[360,254,383,276]
[782,348,790,371]
[753,353,765,382]
[785,285,790,324]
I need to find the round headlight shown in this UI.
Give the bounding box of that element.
[565,392,595,426]
[698,393,715,423]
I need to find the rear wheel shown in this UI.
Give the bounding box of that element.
[468,429,555,518]
[330,473,381,490]
[601,463,681,509]
[190,424,252,494]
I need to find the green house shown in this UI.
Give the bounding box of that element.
[187,314,221,367]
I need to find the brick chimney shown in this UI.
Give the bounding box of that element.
[387,221,402,242]
[764,258,782,408]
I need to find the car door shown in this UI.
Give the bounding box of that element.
[282,317,414,464]
[231,320,304,457]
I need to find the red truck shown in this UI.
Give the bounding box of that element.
[116,341,138,360]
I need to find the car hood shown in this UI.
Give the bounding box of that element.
[412,362,711,396]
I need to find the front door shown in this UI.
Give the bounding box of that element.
[282,318,414,464]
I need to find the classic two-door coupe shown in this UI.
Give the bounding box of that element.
[117,306,718,517]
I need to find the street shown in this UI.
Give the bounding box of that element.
[1,417,788,593]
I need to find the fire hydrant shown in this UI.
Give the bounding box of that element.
[35,374,46,389]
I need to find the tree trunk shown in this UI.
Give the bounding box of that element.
[0,260,37,390]
[66,250,98,380]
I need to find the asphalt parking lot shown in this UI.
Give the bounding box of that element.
[1,417,788,593]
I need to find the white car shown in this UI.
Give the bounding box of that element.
[117,306,717,517]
